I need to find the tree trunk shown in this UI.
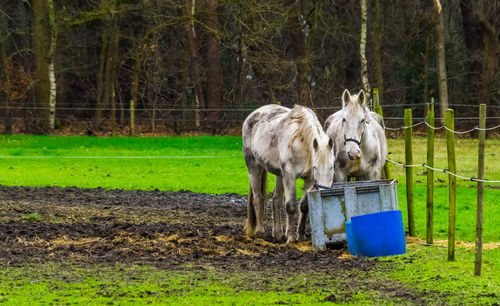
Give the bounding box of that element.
[33,0,56,134]
[96,2,120,134]
[184,0,204,129]
[360,0,371,100]
[101,24,113,129]
[433,0,449,123]
[478,12,499,111]
[130,42,143,137]
[96,26,110,123]
[459,0,483,105]
[423,34,430,104]
[286,0,312,107]
[110,7,120,136]
[372,0,383,105]
[47,0,56,132]
[206,0,222,133]
[0,12,12,134]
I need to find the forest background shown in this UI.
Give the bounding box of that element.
[0,0,498,135]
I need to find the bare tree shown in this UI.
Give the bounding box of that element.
[285,0,313,107]
[0,7,12,134]
[206,0,222,132]
[459,0,484,105]
[185,0,203,128]
[477,3,499,111]
[33,0,57,134]
[433,0,449,122]
[372,0,383,105]
[360,0,371,99]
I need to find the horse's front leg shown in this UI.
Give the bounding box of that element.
[334,165,348,182]
[297,178,314,241]
[283,174,297,243]
[272,176,284,242]
[359,168,381,181]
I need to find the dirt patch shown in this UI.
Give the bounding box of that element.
[0,185,435,302]
[0,186,354,269]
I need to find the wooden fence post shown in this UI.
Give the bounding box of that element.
[474,104,486,275]
[373,88,391,179]
[445,109,456,261]
[373,88,379,109]
[129,99,135,137]
[404,108,415,236]
[426,105,435,244]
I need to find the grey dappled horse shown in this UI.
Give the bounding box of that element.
[242,104,335,243]
[325,89,387,182]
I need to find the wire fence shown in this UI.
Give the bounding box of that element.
[384,157,500,184]
[384,119,500,133]
[382,112,500,184]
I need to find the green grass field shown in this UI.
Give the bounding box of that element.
[1,135,499,242]
[0,134,499,305]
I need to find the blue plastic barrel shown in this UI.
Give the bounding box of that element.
[347,210,406,257]
[345,221,357,255]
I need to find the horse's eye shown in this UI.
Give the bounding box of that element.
[342,118,346,123]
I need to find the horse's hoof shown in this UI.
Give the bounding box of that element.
[286,236,296,244]
[273,234,285,243]
[296,234,306,241]
[272,230,284,242]
[244,229,255,237]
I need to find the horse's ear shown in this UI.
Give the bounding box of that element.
[328,138,334,150]
[313,138,318,151]
[342,89,351,108]
[358,89,366,107]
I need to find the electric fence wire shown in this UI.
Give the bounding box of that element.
[385,120,500,134]
[385,157,500,184]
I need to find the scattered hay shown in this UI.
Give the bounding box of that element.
[214,235,234,243]
[406,237,500,250]
[237,248,261,257]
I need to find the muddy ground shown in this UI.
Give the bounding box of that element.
[0,186,437,303]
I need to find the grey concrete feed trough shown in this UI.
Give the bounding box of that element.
[307,179,399,251]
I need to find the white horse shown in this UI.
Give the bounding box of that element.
[325,89,387,182]
[242,104,335,243]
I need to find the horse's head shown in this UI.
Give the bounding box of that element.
[311,136,335,188]
[341,89,369,161]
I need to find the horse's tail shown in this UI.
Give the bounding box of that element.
[244,171,267,237]
[244,185,256,236]
[260,171,268,222]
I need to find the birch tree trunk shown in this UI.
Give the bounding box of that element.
[184,0,203,129]
[433,0,449,122]
[360,0,371,100]
[47,0,56,132]
[33,0,57,134]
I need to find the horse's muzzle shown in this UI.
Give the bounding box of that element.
[348,151,361,160]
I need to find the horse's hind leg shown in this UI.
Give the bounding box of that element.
[272,176,284,242]
[248,169,267,236]
[297,178,314,241]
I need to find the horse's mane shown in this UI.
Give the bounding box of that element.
[287,105,322,150]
